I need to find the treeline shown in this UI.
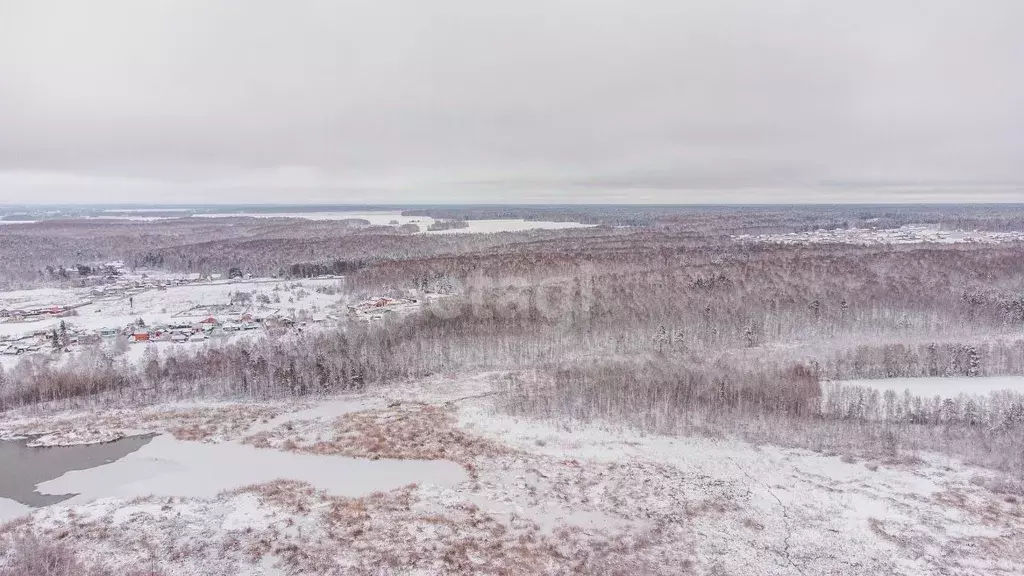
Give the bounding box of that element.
[817,340,1024,380]
[497,358,1024,473]
[0,216,582,288]
[402,204,1024,231]
[498,358,821,432]
[353,242,1024,356]
[6,206,1024,290]
[426,219,469,231]
[822,382,1024,429]
[0,323,422,410]
[285,259,367,278]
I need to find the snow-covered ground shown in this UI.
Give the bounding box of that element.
[0,277,346,368]
[839,376,1024,397]
[736,224,1024,245]
[1,278,343,331]
[2,372,1021,575]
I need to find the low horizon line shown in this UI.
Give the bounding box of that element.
[3,201,1024,208]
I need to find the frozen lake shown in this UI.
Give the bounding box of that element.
[74,210,596,234]
[195,211,595,234]
[193,210,435,227]
[0,433,467,522]
[424,219,595,234]
[0,434,155,508]
[838,376,1024,397]
[38,434,467,502]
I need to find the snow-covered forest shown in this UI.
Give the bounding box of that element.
[2,205,1024,575]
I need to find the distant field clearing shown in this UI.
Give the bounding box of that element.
[837,376,1024,397]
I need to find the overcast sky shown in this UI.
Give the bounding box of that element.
[1,0,1023,204]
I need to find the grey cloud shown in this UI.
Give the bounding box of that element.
[1,0,1023,203]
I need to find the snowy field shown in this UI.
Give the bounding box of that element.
[1,372,1022,575]
[839,375,1024,397]
[0,277,344,332]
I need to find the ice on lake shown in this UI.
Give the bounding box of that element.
[36,434,467,504]
[1,431,467,523]
[0,434,156,513]
[107,210,594,234]
[424,219,594,234]
[194,210,434,227]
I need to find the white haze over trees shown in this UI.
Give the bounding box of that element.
[1,0,1024,204]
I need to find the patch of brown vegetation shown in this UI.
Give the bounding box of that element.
[3,496,280,575]
[867,518,912,549]
[0,517,31,538]
[263,482,693,576]
[933,484,1023,527]
[229,479,320,515]
[243,404,509,473]
[240,430,275,449]
[969,474,1024,498]
[6,477,692,576]
[741,518,765,531]
[686,497,741,518]
[162,406,285,442]
[0,532,165,576]
[2,404,287,445]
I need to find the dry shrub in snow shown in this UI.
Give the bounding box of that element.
[970,474,1024,497]
[163,405,286,442]
[0,534,87,576]
[1,404,286,446]
[0,476,687,576]
[227,479,320,515]
[244,404,507,472]
[231,482,693,576]
[0,533,163,576]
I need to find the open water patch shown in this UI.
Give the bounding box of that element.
[0,434,155,507]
